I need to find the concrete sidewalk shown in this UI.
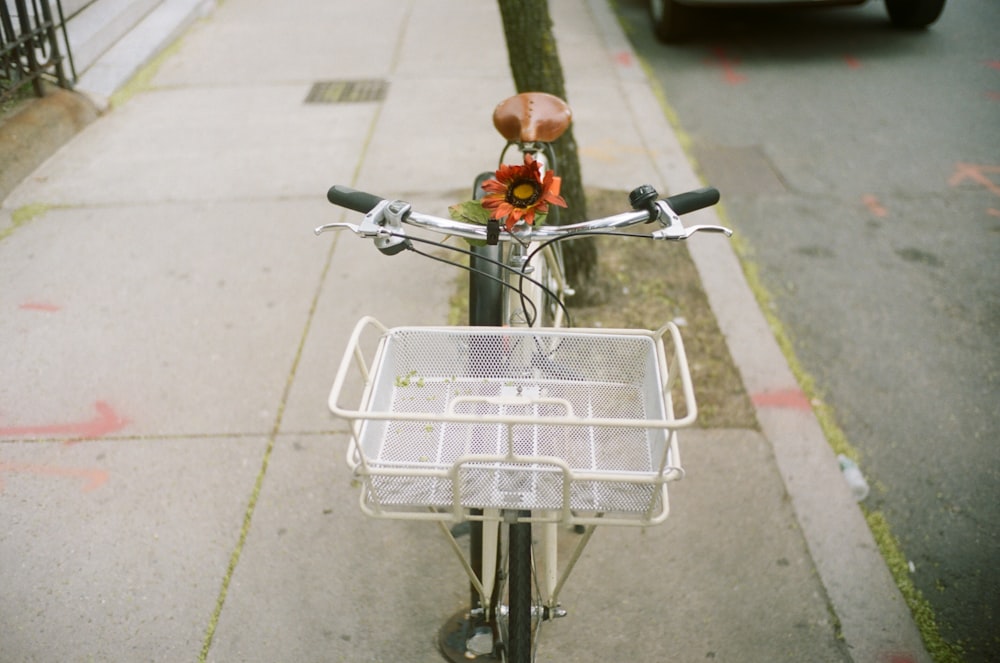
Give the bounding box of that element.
[0,1,928,661]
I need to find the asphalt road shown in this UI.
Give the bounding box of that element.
[613,1,999,659]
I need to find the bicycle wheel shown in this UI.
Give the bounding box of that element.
[464,173,556,663]
[470,171,504,327]
[447,174,509,662]
[467,173,504,629]
[506,517,534,662]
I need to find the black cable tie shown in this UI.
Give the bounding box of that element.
[486,219,500,245]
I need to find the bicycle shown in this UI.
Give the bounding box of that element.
[317,92,730,662]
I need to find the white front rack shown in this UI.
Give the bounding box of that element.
[329,317,697,527]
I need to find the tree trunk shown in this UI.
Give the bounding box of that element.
[497,0,598,295]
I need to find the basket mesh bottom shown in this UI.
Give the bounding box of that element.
[366,473,661,514]
[358,328,671,514]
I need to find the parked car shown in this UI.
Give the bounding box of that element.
[649,0,947,42]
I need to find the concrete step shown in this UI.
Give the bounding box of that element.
[63,0,160,76]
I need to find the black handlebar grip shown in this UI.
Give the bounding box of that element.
[664,187,720,216]
[327,185,385,213]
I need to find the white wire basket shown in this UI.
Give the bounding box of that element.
[329,317,697,527]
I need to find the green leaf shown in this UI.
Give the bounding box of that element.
[448,200,492,225]
[449,200,492,246]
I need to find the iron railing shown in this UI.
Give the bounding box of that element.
[1,0,75,105]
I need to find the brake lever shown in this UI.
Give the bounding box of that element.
[650,199,732,240]
[314,222,361,235]
[652,224,733,240]
[315,199,411,255]
[315,200,397,236]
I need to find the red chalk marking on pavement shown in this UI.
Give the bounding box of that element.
[614,50,633,67]
[0,401,129,441]
[984,60,1000,71]
[879,653,917,663]
[19,301,61,312]
[862,194,888,218]
[708,47,746,85]
[844,55,862,69]
[752,389,812,411]
[948,162,1000,197]
[0,462,109,492]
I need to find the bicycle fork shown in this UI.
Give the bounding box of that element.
[437,509,596,662]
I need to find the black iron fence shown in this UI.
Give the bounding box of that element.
[1,0,75,105]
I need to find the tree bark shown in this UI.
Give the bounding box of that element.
[497,0,598,294]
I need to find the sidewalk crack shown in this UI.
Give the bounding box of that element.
[199,236,339,661]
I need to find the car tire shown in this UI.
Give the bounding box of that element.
[885,0,946,29]
[649,0,695,43]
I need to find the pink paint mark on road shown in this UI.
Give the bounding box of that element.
[752,389,813,411]
[948,162,1000,197]
[708,47,746,85]
[19,301,61,312]
[614,50,634,67]
[986,91,1000,102]
[0,462,109,492]
[0,401,129,441]
[862,194,889,218]
[878,653,918,663]
[988,208,1000,217]
[984,60,1000,71]
[844,55,863,69]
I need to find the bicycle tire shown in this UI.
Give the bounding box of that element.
[506,518,534,663]
[885,0,945,28]
[470,171,504,327]
[465,170,553,662]
[465,173,506,658]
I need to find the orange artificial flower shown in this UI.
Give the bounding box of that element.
[480,154,567,231]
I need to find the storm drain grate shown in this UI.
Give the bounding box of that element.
[305,79,389,104]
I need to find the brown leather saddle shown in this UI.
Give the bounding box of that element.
[492,92,572,143]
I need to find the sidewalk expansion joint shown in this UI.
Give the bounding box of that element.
[199,236,339,661]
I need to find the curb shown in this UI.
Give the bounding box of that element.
[585,1,931,661]
[74,0,216,110]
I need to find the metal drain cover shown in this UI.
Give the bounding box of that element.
[305,79,388,104]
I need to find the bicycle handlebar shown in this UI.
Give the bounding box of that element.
[320,183,730,243]
[327,185,384,213]
[660,187,720,215]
